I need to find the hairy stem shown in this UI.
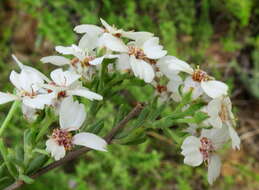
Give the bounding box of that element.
[5,103,143,190]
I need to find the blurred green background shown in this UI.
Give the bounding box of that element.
[1,0,259,189]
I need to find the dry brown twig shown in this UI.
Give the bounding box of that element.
[5,103,144,190]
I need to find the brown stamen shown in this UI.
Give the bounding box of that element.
[52,129,73,151]
[192,69,209,82]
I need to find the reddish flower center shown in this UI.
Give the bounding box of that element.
[58,91,67,99]
[156,85,167,93]
[52,129,73,150]
[199,137,214,162]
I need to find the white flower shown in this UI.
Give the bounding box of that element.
[74,19,128,52]
[74,18,153,53]
[0,56,54,109]
[205,96,240,150]
[46,97,107,160]
[116,37,167,83]
[43,68,103,102]
[167,59,228,99]
[41,43,117,80]
[181,128,230,184]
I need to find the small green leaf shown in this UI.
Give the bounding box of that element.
[19,174,34,184]
[26,155,48,174]
[87,119,104,134]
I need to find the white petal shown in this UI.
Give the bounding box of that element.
[46,139,66,161]
[208,116,223,128]
[78,33,98,52]
[89,56,104,65]
[116,54,130,71]
[143,37,167,59]
[59,97,86,131]
[228,126,241,150]
[157,56,180,78]
[22,93,55,109]
[181,136,201,150]
[50,69,81,86]
[19,70,44,93]
[11,54,24,69]
[40,56,70,66]
[129,56,155,83]
[100,18,115,33]
[183,151,203,167]
[99,33,128,52]
[9,71,22,90]
[201,80,228,99]
[55,46,74,55]
[207,98,221,117]
[122,31,153,41]
[183,77,203,99]
[74,24,103,35]
[208,154,221,185]
[0,92,18,104]
[167,75,183,93]
[168,56,193,74]
[67,88,103,101]
[12,55,50,83]
[72,132,107,151]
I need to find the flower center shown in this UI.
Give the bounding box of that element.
[192,69,209,82]
[70,57,79,66]
[57,91,67,99]
[20,90,37,98]
[128,46,146,59]
[156,85,167,93]
[199,137,214,162]
[81,56,95,67]
[128,46,156,65]
[52,129,73,150]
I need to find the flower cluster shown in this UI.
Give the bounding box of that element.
[0,18,240,184]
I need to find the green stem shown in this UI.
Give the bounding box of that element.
[0,101,20,137]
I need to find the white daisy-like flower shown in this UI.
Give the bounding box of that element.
[205,96,240,150]
[167,58,228,99]
[74,18,153,52]
[41,43,116,80]
[0,56,54,110]
[43,68,102,102]
[46,97,107,160]
[181,127,230,185]
[116,37,167,83]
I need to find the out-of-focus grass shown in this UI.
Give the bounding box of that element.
[1,0,259,189]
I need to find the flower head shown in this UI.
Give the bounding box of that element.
[181,128,230,184]
[205,96,240,149]
[0,56,54,110]
[167,59,228,99]
[46,97,107,160]
[43,68,102,105]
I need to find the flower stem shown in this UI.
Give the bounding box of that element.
[0,101,20,137]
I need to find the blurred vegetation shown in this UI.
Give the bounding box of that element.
[1,0,259,189]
